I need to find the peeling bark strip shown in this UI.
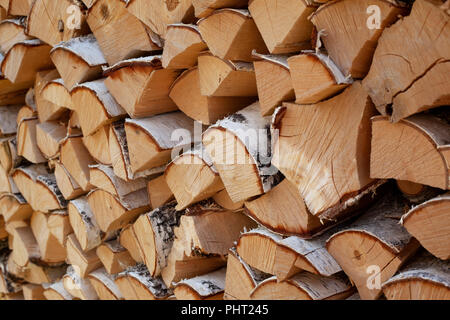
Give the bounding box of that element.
[133,202,183,277]
[310,0,407,79]
[250,272,353,300]
[115,263,172,300]
[203,102,281,203]
[401,193,450,260]
[174,268,226,300]
[326,192,421,300]
[382,251,450,300]
[43,280,74,300]
[363,0,450,121]
[370,114,450,190]
[272,82,378,219]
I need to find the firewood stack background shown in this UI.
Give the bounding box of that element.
[0,0,448,301]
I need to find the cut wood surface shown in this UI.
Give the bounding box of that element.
[382,251,450,300]
[363,0,449,121]
[96,240,135,275]
[104,56,179,119]
[50,35,107,90]
[41,79,74,111]
[54,162,85,201]
[174,268,226,300]
[66,234,102,278]
[147,175,174,210]
[272,82,378,220]
[87,0,161,66]
[169,67,255,125]
[125,112,195,173]
[0,18,31,53]
[197,9,268,61]
[35,121,67,160]
[193,0,249,18]
[34,69,68,123]
[198,52,257,97]
[310,0,406,78]
[250,272,353,300]
[370,114,450,190]
[203,102,280,202]
[252,51,295,116]
[401,193,450,260]
[288,51,351,104]
[326,193,421,300]
[162,24,207,69]
[248,0,316,54]
[26,0,88,46]
[88,267,123,300]
[165,145,225,210]
[82,126,111,165]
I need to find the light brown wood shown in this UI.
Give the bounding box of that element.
[253,52,295,116]
[272,82,378,220]
[370,114,450,190]
[11,226,40,267]
[147,175,174,210]
[203,102,279,202]
[41,79,74,110]
[1,40,53,84]
[88,268,123,300]
[54,161,86,200]
[16,118,46,164]
[396,180,443,205]
[71,79,127,137]
[310,0,406,78]
[35,69,68,123]
[288,52,351,104]
[119,224,144,263]
[162,24,207,69]
[0,18,32,53]
[63,266,98,300]
[66,234,102,278]
[248,0,316,54]
[43,281,75,300]
[12,165,67,212]
[68,197,102,252]
[125,112,195,173]
[0,76,29,106]
[401,193,450,260]
[125,0,195,37]
[30,211,67,265]
[382,251,450,300]
[60,136,95,191]
[6,254,66,285]
[198,9,268,62]
[0,194,32,223]
[165,146,225,210]
[115,263,171,300]
[82,126,111,165]
[50,35,107,91]
[363,0,449,121]
[96,240,135,274]
[104,56,179,119]
[88,188,149,233]
[250,273,353,300]
[174,268,226,300]
[36,121,67,160]
[23,284,46,300]
[26,0,89,46]
[193,0,249,18]
[87,0,161,66]
[224,248,269,300]
[0,136,21,173]
[326,193,421,300]
[244,179,323,237]
[212,189,243,211]
[169,68,255,125]
[198,53,257,97]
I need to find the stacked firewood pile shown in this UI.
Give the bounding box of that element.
[0,0,449,300]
